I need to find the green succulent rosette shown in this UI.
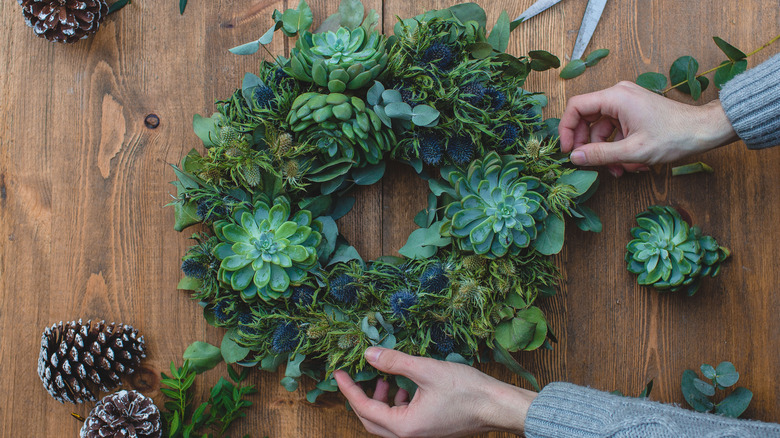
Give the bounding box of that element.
[213,196,322,302]
[287,27,389,93]
[288,92,394,166]
[626,205,729,296]
[442,152,547,258]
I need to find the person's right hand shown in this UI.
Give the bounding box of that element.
[559,81,739,177]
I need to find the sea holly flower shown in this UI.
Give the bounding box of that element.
[442,152,547,258]
[213,197,322,302]
[626,205,730,296]
[287,27,389,93]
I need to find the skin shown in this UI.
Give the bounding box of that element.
[336,84,742,437]
[558,81,739,177]
[335,347,536,438]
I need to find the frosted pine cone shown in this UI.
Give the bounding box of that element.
[80,390,162,438]
[18,0,109,43]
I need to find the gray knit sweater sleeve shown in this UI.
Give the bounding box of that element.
[719,53,780,149]
[524,382,780,437]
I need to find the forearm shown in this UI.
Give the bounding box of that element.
[478,381,537,435]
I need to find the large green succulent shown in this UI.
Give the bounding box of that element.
[287,27,388,93]
[626,205,730,296]
[288,92,394,166]
[442,152,547,258]
[213,196,322,302]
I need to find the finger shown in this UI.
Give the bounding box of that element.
[622,163,649,173]
[589,118,617,144]
[364,347,432,385]
[572,118,590,149]
[372,378,391,403]
[394,388,410,406]
[560,88,623,150]
[335,370,401,426]
[570,137,641,167]
[356,416,399,438]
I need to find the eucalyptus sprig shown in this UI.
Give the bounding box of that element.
[160,360,257,438]
[636,33,780,100]
[682,361,753,418]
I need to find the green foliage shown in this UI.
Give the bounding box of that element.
[682,362,752,418]
[611,380,654,398]
[625,206,730,296]
[671,162,713,176]
[635,33,780,98]
[559,49,609,79]
[161,360,257,438]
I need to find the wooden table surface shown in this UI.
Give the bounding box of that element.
[1,0,778,436]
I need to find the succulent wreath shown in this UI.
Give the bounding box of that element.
[169,0,601,399]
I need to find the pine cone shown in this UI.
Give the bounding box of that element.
[80,390,162,438]
[37,319,146,403]
[18,0,109,44]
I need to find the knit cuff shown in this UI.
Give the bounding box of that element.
[719,53,780,150]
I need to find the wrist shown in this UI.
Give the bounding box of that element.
[693,99,739,153]
[478,381,537,435]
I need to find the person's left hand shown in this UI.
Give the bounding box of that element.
[334,347,536,438]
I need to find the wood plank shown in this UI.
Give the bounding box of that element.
[0,0,778,436]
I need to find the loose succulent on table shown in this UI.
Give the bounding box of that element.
[170,0,599,402]
[80,390,161,438]
[626,205,730,296]
[38,319,146,403]
[213,195,322,302]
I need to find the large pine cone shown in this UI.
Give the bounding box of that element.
[80,390,162,438]
[38,319,146,403]
[18,0,109,43]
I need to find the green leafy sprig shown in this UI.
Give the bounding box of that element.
[559,49,610,79]
[160,360,257,438]
[636,34,780,99]
[682,361,753,418]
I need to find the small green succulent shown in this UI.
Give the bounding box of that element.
[626,205,729,296]
[287,27,388,93]
[288,92,394,166]
[213,196,322,302]
[442,152,547,258]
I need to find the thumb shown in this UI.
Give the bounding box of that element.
[569,138,639,167]
[365,347,430,385]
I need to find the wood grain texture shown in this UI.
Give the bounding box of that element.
[1,0,778,436]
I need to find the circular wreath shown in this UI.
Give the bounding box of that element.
[170,1,601,398]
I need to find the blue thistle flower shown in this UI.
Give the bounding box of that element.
[271,322,301,354]
[329,273,359,305]
[253,86,277,109]
[496,124,521,151]
[291,285,315,307]
[237,312,259,336]
[446,135,475,166]
[181,258,207,279]
[273,67,290,85]
[462,82,486,106]
[431,324,455,356]
[196,200,227,222]
[390,289,417,318]
[212,299,236,323]
[484,87,507,110]
[418,133,444,166]
[421,42,456,70]
[420,263,449,294]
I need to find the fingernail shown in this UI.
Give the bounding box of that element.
[570,151,586,165]
[365,347,382,363]
[608,168,620,178]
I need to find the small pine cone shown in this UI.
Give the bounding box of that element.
[38,319,146,403]
[80,390,162,438]
[18,0,109,44]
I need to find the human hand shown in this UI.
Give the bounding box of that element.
[334,347,536,438]
[559,81,738,177]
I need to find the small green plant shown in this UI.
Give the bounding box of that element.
[559,49,610,79]
[160,360,256,438]
[682,361,753,418]
[636,34,780,100]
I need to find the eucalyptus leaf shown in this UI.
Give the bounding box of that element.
[715,361,739,388]
[328,244,363,266]
[528,50,561,71]
[574,205,602,233]
[557,170,598,195]
[487,11,511,53]
[584,48,610,67]
[715,387,753,418]
[559,59,587,79]
[173,200,200,232]
[700,363,717,380]
[713,59,747,89]
[177,276,202,291]
[467,42,495,59]
[229,40,261,56]
[384,102,413,120]
[183,342,223,374]
[317,13,342,33]
[280,376,299,392]
[495,317,535,352]
[713,36,746,61]
[411,105,440,127]
[366,81,384,106]
[692,377,716,396]
[448,3,487,29]
[352,162,386,185]
[192,113,220,147]
[636,72,668,94]
[338,0,364,30]
[330,196,355,220]
[221,328,250,363]
[492,343,540,391]
[533,214,565,255]
[362,9,380,32]
[669,56,707,99]
[682,369,716,412]
[179,0,186,14]
[108,0,130,14]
